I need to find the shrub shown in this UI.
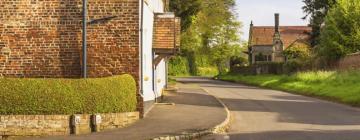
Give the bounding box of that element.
[196,67,219,76]
[169,56,190,76]
[283,60,302,74]
[0,74,137,115]
[284,42,311,60]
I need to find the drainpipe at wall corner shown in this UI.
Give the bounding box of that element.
[139,0,144,96]
[82,0,88,78]
[165,57,169,89]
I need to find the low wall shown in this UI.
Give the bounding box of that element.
[339,52,360,70]
[0,112,139,139]
[0,115,70,137]
[231,62,284,75]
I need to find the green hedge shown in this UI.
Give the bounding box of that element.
[0,74,137,115]
[169,56,190,76]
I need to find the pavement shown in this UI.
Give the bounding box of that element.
[28,81,227,140]
[174,77,360,140]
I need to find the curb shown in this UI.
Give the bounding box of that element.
[150,87,231,140]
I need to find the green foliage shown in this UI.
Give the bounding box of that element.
[170,0,242,75]
[196,67,219,77]
[219,71,360,106]
[0,74,137,115]
[230,56,248,67]
[302,0,336,45]
[168,56,190,76]
[317,0,360,61]
[283,43,312,73]
[283,60,303,74]
[170,0,202,31]
[284,42,311,60]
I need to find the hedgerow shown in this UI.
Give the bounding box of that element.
[0,74,137,115]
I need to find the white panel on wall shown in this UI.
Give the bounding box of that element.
[155,59,166,97]
[142,4,155,102]
[145,0,164,13]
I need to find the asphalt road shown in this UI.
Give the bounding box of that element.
[177,77,360,140]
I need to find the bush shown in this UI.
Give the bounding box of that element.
[196,67,219,76]
[0,74,137,115]
[169,56,190,76]
[283,60,302,74]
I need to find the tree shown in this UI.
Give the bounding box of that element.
[317,0,360,61]
[170,0,202,31]
[170,0,242,76]
[284,42,311,60]
[302,0,336,46]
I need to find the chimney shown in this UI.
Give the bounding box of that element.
[275,13,279,33]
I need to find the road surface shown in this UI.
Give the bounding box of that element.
[177,77,360,140]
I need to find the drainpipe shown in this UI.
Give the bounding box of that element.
[140,0,144,96]
[82,0,88,78]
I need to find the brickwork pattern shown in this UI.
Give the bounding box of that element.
[339,52,360,70]
[0,0,143,119]
[0,0,139,78]
[153,14,180,49]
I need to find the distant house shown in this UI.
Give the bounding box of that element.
[248,13,311,64]
[0,0,180,116]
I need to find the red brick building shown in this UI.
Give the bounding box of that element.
[248,13,311,64]
[0,0,180,116]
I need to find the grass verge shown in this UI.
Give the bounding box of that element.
[0,74,137,115]
[218,71,360,106]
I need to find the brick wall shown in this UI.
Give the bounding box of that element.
[0,112,139,139]
[0,0,140,79]
[153,13,180,49]
[338,52,360,70]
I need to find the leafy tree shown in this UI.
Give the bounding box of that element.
[170,0,202,31]
[302,0,336,46]
[170,0,242,76]
[317,0,360,61]
[284,42,311,60]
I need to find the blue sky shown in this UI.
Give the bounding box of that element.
[235,0,309,40]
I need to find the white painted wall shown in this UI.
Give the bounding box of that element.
[155,58,166,97]
[142,3,155,102]
[141,0,168,103]
[145,0,164,13]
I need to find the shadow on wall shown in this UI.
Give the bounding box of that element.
[56,0,82,77]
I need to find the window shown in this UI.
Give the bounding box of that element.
[255,53,272,62]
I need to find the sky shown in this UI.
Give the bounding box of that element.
[235,0,309,40]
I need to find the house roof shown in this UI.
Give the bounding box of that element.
[250,26,312,49]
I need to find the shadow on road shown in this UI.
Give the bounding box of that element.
[177,77,360,126]
[226,130,360,140]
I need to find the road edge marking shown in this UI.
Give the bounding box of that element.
[150,87,231,140]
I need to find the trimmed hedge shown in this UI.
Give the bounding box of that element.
[0,74,137,115]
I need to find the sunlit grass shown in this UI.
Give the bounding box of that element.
[219,71,360,106]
